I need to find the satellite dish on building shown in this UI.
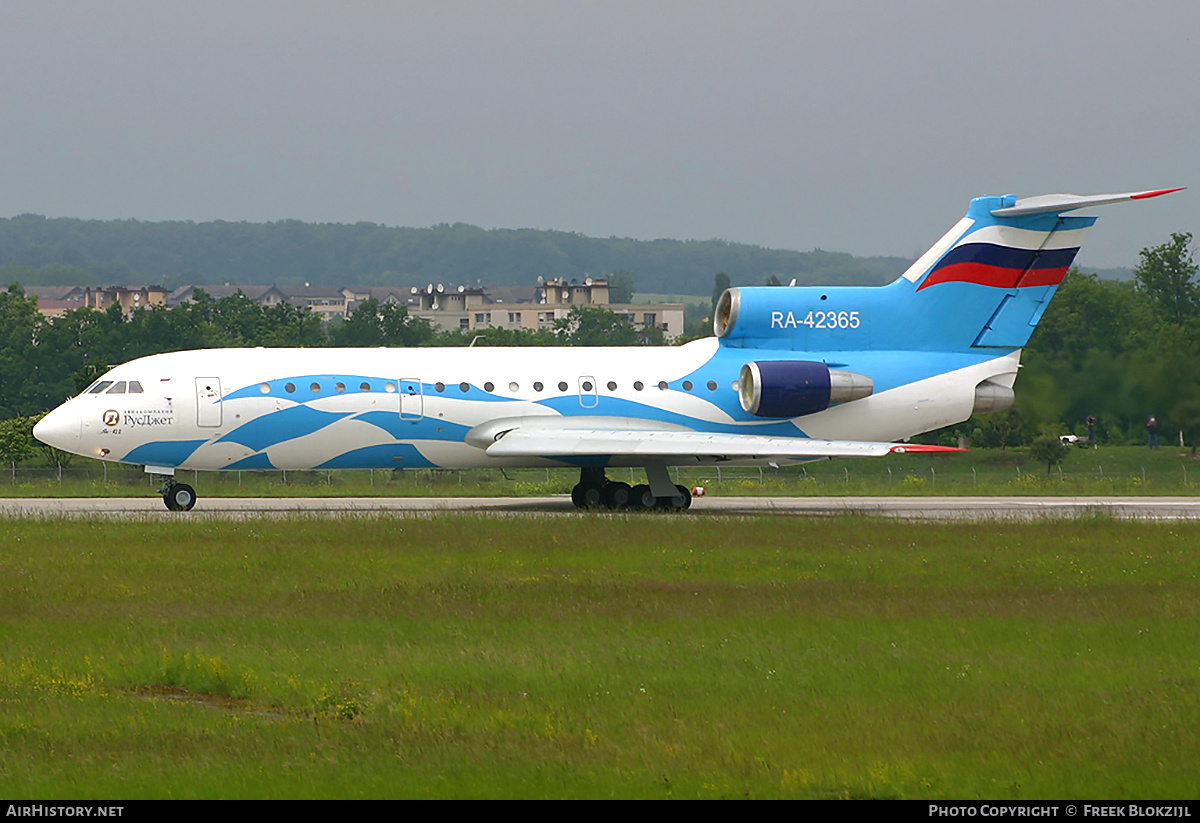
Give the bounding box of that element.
[458,285,465,293]
[410,286,418,294]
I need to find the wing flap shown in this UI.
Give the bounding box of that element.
[484,427,963,461]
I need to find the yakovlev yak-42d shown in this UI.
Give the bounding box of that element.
[34,188,1183,511]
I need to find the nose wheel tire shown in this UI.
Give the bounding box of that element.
[164,483,197,512]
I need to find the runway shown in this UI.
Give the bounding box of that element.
[2,495,1200,520]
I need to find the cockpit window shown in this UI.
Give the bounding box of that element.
[88,381,114,394]
[128,381,143,394]
[108,382,127,394]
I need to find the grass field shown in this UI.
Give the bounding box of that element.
[1,514,1197,798]
[3,445,1199,499]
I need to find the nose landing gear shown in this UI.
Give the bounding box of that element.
[159,477,197,511]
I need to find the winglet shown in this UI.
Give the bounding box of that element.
[990,187,1184,217]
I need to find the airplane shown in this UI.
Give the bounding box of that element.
[33,187,1183,511]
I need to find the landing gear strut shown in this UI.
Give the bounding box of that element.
[159,477,197,512]
[570,467,691,511]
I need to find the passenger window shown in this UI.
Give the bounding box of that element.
[310,382,321,394]
[607,381,617,391]
[285,383,296,393]
[360,382,371,392]
[459,382,469,392]
[558,381,568,392]
[484,382,495,392]
[260,383,271,394]
[657,381,668,391]
[707,381,717,391]
[533,382,543,392]
[335,382,346,394]
[633,381,644,391]
[435,383,445,393]
[682,381,693,391]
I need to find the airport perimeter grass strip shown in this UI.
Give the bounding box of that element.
[1,515,1197,798]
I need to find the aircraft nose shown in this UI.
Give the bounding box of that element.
[33,406,81,451]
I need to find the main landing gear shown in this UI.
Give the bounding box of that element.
[159,477,197,512]
[570,466,692,511]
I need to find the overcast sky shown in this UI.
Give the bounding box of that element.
[2,0,1196,268]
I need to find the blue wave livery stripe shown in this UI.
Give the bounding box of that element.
[217,405,352,451]
[351,410,472,441]
[121,439,208,467]
[227,452,277,470]
[316,443,436,469]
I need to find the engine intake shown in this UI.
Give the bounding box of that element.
[738,361,873,418]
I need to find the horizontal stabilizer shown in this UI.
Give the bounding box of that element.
[991,188,1184,217]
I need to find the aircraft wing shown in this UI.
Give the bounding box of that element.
[484,427,963,461]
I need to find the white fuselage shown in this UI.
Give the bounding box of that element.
[33,339,1018,473]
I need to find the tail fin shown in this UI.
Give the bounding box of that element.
[714,188,1182,352]
[901,188,1182,348]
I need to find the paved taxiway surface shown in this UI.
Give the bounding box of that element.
[2,496,1200,520]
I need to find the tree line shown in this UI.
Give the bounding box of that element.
[0,214,909,296]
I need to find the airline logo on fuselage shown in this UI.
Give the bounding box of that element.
[100,408,175,431]
[122,409,174,427]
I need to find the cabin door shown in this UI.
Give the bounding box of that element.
[195,378,222,427]
[399,378,423,421]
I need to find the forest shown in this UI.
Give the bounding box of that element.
[0,214,910,295]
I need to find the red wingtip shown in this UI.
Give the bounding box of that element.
[890,444,969,454]
[1130,187,1186,200]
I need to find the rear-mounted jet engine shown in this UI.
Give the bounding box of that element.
[738,360,873,418]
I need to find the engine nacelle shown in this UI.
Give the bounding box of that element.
[738,360,873,418]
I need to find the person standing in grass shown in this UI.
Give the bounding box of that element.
[1147,416,1160,449]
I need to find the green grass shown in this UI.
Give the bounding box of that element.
[3,445,1199,498]
[1,515,1197,798]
